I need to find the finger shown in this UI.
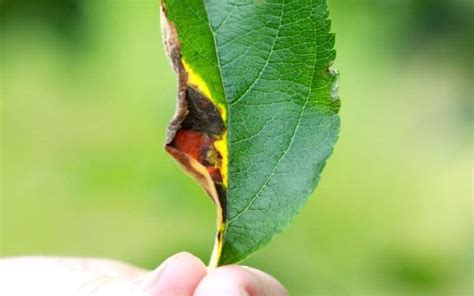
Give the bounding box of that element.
[0,254,208,296]
[193,265,288,296]
[141,252,207,296]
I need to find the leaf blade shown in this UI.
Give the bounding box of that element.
[161,0,340,266]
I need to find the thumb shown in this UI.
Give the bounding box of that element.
[0,253,207,296]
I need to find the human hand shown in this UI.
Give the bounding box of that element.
[0,252,288,296]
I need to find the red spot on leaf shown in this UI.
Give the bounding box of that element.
[169,129,223,183]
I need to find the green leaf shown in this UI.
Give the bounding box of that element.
[161,0,340,267]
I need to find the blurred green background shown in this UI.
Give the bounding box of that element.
[1,0,472,294]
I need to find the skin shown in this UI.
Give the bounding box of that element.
[0,252,288,296]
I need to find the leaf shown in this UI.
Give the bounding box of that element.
[160,0,340,267]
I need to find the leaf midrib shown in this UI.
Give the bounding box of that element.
[201,0,327,229]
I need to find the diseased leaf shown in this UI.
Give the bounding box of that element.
[160,0,340,267]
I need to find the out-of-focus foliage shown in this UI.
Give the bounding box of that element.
[1,0,472,295]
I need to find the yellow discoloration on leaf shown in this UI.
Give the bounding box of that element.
[182,59,227,121]
[164,54,230,268]
[180,59,229,268]
[214,132,228,186]
[182,58,228,187]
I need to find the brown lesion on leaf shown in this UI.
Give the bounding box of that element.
[165,84,228,213]
[168,87,226,185]
[160,2,227,226]
[166,102,226,187]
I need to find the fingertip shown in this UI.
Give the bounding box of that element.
[193,265,254,296]
[243,266,289,296]
[142,252,207,296]
[193,265,287,296]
